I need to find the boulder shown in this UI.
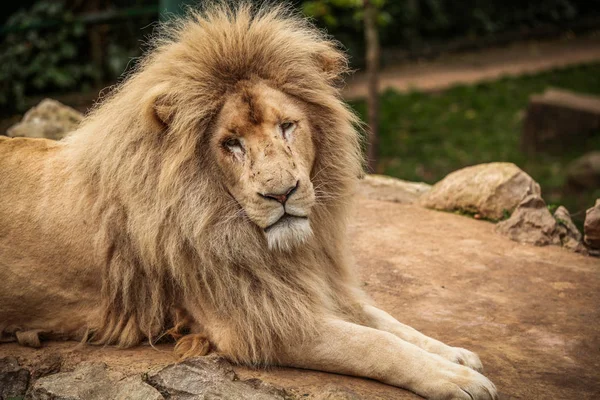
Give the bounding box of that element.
[29,362,163,400]
[0,357,29,399]
[148,355,291,399]
[494,196,588,253]
[7,99,83,140]
[584,199,600,256]
[522,88,600,154]
[360,174,431,204]
[495,195,560,246]
[420,162,541,220]
[566,151,600,190]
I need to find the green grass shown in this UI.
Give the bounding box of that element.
[351,63,600,226]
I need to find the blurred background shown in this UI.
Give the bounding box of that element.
[1,0,599,227]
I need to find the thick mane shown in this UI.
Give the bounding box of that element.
[62,3,364,363]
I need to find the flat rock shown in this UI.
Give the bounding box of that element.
[359,174,431,204]
[0,356,29,399]
[3,197,599,399]
[236,200,600,399]
[29,362,163,400]
[584,199,600,256]
[310,384,361,399]
[7,99,83,140]
[420,162,541,220]
[148,355,291,399]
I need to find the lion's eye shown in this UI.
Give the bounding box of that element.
[225,138,240,148]
[223,138,244,155]
[279,121,296,140]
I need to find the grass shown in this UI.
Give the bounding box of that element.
[350,63,600,226]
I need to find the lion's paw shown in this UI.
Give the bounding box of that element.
[421,360,497,400]
[174,333,211,360]
[445,347,484,373]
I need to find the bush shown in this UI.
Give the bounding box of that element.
[303,0,599,63]
[0,0,98,112]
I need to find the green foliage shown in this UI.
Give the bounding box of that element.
[0,0,98,112]
[302,0,389,28]
[350,63,600,225]
[381,0,583,43]
[301,0,598,62]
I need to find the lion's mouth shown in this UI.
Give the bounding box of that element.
[264,213,308,232]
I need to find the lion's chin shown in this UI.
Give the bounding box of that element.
[264,216,312,252]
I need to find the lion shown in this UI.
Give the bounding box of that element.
[0,4,497,399]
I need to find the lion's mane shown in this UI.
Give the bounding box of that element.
[62,3,364,364]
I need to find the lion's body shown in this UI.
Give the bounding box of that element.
[0,5,498,399]
[0,4,364,362]
[0,137,100,346]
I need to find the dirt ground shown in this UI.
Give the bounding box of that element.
[3,197,599,399]
[344,34,600,99]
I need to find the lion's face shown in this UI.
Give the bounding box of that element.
[213,81,316,251]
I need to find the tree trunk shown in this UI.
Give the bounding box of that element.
[364,0,380,173]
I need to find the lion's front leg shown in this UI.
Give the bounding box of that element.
[278,318,497,400]
[362,305,484,372]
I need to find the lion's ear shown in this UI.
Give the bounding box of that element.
[313,47,348,84]
[142,83,175,131]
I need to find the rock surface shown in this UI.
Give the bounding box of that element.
[359,174,431,203]
[522,88,600,154]
[0,357,29,399]
[420,162,541,220]
[7,99,83,140]
[584,199,600,256]
[566,151,600,190]
[148,355,291,399]
[29,362,163,400]
[2,196,599,399]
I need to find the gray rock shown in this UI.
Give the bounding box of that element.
[420,162,541,221]
[495,196,588,254]
[359,174,431,204]
[7,99,83,140]
[147,355,292,400]
[0,356,30,399]
[29,362,163,400]
[566,151,600,190]
[554,206,587,254]
[584,199,600,257]
[495,195,560,246]
[30,353,63,380]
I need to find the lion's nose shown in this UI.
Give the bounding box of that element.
[259,181,299,204]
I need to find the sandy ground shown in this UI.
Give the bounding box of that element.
[3,197,599,399]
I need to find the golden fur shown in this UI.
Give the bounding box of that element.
[0,3,365,364]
